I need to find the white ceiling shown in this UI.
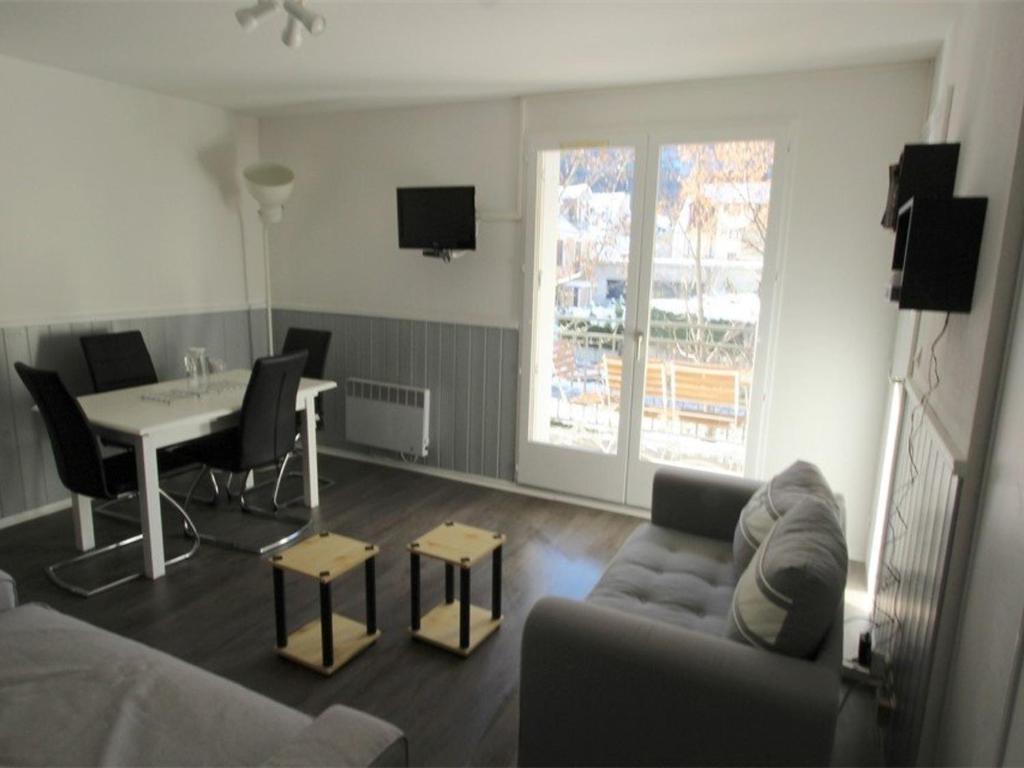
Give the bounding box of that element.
[0,1,960,115]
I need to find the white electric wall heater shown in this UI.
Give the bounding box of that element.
[345,378,430,457]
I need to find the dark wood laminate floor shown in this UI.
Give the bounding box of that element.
[0,456,640,767]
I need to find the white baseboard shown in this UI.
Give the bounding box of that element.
[0,497,70,530]
[318,445,651,521]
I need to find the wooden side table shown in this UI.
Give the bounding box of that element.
[409,521,505,656]
[271,531,380,675]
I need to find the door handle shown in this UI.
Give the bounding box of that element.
[634,329,645,363]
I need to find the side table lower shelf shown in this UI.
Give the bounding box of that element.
[412,601,502,657]
[277,614,381,675]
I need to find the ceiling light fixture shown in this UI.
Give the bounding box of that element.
[235,0,279,32]
[235,0,326,49]
[283,0,326,35]
[281,14,304,48]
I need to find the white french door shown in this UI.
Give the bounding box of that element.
[516,133,650,501]
[517,126,788,508]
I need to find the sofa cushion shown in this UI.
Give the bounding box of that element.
[587,523,737,635]
[727,498,847,658]
[732,460,837,573]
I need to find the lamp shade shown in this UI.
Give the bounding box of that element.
[243,162,295,224]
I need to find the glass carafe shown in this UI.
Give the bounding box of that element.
[184,347,210,391]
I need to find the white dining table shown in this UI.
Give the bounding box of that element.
[75,369,337,579]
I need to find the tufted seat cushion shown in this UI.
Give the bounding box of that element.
[586,523,738,635]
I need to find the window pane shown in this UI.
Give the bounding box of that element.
[528,146,636,454]
[639,140,775,474]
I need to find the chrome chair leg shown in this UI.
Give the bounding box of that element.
[276,467,336,509]
[46,490,201,598]
[239,454,309,523]
[184,467,206,511]
[183,460,311,555]
[179,466,220,507]
[242,456,291,510]
[200,469,220,504]
[272,456,290,508]
[264,433,336,509]
[222,472,239,500]
[184,521,309,557]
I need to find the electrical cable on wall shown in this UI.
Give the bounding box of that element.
[874,312,951,650]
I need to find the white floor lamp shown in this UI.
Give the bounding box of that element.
[243,162,295,355]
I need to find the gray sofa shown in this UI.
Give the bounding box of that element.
[519,468,843,767]
[0,570,406,767]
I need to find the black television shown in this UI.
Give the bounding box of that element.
[396,186,476,256]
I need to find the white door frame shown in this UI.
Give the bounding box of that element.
[516,120,796,507]
[516,130,651,502]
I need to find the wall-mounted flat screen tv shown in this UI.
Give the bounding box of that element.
[396,186,476,251]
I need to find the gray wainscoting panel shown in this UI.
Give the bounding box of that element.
[273,309,519,482]
[0,310,255,518]
[0,333,28,516]
[248,308,270,359]
[0,307,517,519]
[875,389,962,765]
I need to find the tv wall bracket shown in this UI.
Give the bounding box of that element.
[422,249,466,263]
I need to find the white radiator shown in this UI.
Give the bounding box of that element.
[345,378,430,457]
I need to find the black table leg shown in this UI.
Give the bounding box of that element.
[365,557,377,635]
[445,563,455,604]
[273,566,287,648]
[319,578,333,668]
[460,565,471,650]
[411,552,421,631]
[492,545,502,620]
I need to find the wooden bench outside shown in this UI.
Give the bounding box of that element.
[600,356,743,429]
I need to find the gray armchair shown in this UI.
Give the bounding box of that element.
[518,468,843,767]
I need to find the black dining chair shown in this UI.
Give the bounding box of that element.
[80,329,220,504]
[14,362,200,597]
[233,327,333,507]
[181,350,309,555]
[282,327,332,419]
[273,327,334,501]
[80,330,159,393]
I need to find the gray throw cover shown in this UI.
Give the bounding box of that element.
[732,460,837,573]
[0,570,16,612]
[727,497,848,658]
[262,706,408,767]
[0,603,404,767]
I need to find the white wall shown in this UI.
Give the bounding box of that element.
[261,98,523,328]
[928,5,1024,764]
[942,243,1024,766]
[0,53,263,327]
[263,62,933,561]
[911,3,1024,458]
